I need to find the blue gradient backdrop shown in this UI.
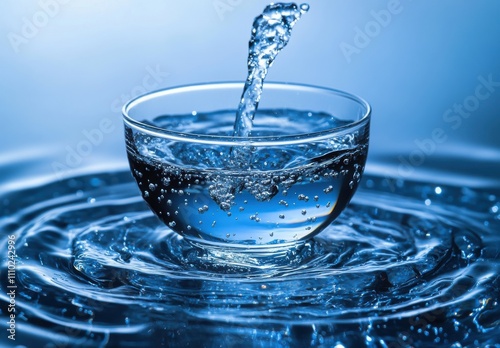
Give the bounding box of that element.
[1,0,499,188]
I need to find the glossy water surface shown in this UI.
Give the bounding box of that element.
[1,170,499,347]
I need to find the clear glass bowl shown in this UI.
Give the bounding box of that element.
[123,82,370,250]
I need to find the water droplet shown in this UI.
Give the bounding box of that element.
[143,191,149,198]
[279,214,285,219]
[148,183,156,191]
[301,210,307,215]
[168,221,176,227]
[435,186,442,194]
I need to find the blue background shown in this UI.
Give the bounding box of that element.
[1,0,499,189]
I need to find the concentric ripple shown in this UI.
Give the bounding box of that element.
[1,171,499,347]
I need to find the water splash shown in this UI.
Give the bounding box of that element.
[233,3,309,137]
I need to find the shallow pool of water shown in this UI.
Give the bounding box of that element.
[1,168,499,347]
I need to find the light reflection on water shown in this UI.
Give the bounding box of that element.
[0,166,499,347]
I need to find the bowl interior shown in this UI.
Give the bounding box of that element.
[123,82,370,142]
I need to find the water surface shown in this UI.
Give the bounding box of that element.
[1,167,499,347]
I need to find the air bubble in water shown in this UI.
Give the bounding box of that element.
[279,200,288,207]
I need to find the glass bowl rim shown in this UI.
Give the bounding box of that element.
[122,81,371,146]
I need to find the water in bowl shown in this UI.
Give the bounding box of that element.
[126,109,367,245]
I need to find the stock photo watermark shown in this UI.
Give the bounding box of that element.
[50,117,116,180]
[383,73,499,190]
[397,73,499,177]
[5,235,18,341]
[51,64,169,180]
[110,65,169,113]
[339,0,411,63]
[7,0,72,53]
[213,0,246,21]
